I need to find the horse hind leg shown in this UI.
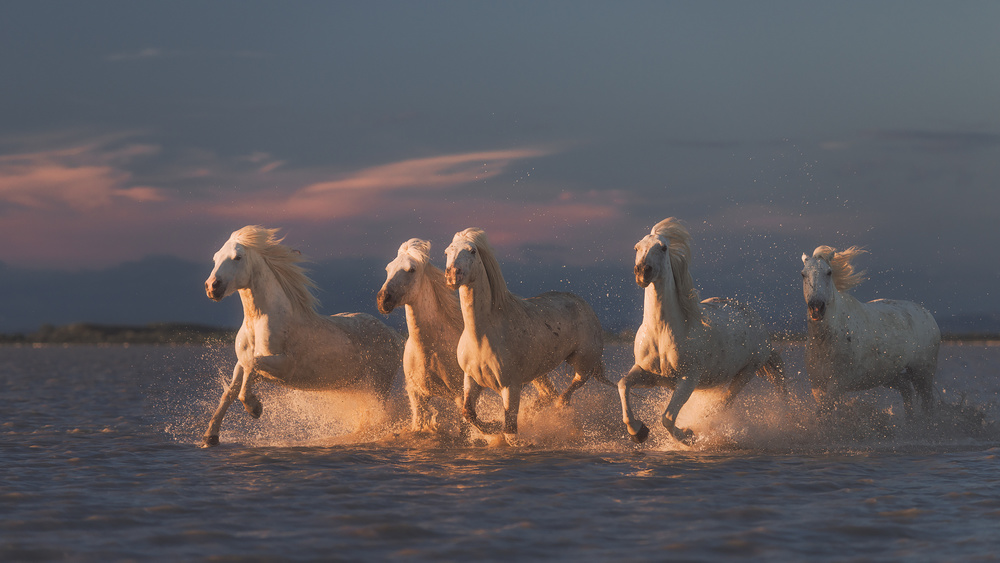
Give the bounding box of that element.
[908,366,937,414]
[559,352,606,406]
[888,378,916,420]
[720,367,756,410]
[531,374,559,407]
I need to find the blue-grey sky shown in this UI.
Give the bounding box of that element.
[2,1,998,323]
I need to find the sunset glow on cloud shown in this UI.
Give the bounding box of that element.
[0,142,166,210]
[0,135,628,267]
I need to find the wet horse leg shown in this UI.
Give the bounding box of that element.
[407,382,435,433]
[462,375,502,435]
[888,376,916,419]
[559,351,604,407]
[531,374,559,407]
[500,383,524,445]
[617,364,662,443]
[910,366,936,414]
[661,373,698,445]
[202,364,244,447]
[238,365,263,419]
[719,367,756,409]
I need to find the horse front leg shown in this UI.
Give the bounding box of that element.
[462,374,502,435]
[618,364,661,443]
[500,383,524,446]
[238,364,263,419]
[662,374,698,446]
[202,364,244,447]
[407,381,436,433]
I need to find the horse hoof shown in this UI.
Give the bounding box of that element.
[202,435,219,448]
[243,401,263,419]
[630,424,650,444]
[675,428,696,446]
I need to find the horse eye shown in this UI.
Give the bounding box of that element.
[407,267,416,273]
[825,270,832,276]
[234,255,242,261]
[470,249,477,255]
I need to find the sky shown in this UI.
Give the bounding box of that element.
[2,1,999,327]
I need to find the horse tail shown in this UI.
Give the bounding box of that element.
[758,349,787,395]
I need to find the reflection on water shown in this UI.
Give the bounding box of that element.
[0,343,998,561]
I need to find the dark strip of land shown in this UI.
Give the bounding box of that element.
[0,323,237,345]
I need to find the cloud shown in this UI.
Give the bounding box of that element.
[211,147,557,220]
[0,135,631,268]
[105,48,166,62]
[0,140,167,211]
[105,48,271,63]
[869,129,1000,152]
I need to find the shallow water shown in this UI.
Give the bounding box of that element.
[1,343,999,561]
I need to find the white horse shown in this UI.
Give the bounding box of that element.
[444,228,609,444]
[202,225,403,447]
[376,238,559,433]
[801,246,939,417]
[618,218,785,445]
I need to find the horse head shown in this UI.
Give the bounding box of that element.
[801,252,835,321]
[633,233,669,287]
[444,236,478,290]
[378,239,430,314]
[206,235,252,301]
[801,246,867,322]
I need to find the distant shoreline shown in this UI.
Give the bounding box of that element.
[0,323,237,345]
[1,323,997,346]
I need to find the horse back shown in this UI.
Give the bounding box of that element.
[471,290,603,386]
[865,299,940,345]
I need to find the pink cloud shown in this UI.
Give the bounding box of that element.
[0,141,167,211]
[210,147,556,220]
[0,136,631,268]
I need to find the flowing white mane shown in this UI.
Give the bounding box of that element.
[398,238,462,327]
[811,245,867,292]
[232,225,319,313]
[650,217,702,323]
[453,227,518,312]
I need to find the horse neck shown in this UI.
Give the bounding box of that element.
[644,261,689,338]
[238,260,294,325]
[457,275,494,338]
[405,272,461,340]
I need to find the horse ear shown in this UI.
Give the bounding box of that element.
[801,253,809,264]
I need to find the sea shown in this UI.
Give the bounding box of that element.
[1,342,998,562]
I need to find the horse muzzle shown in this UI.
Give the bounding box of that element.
[445,266,464,289]
[205,278,225,301]
[807,300,826,321]
[634,264,652,287]
[376,289,397,315]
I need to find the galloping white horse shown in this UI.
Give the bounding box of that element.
[444,228,608,444]
[376,238,558,433]
[801,246,939,417]
[618,218,785,445]
[202,225,403,447]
